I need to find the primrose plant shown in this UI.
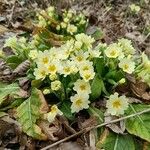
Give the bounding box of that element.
[2,6,150,144]
[26,31,149,122]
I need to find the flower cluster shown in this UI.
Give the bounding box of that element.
[37,6,88,35]
[4,25,149,123]
[104,38,136,74]
[33,33,100,113]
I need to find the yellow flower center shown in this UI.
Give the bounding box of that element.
[64,67,70,73]
[83,66,89,71]
[110,50,116,56]
[40,70,46,76]
[75,99,82,106]
[123,64,129,70]
[80,84,86,91]
[84,74,91,80]
[42,57,49,64]
[51,106,57,113]
[48,65,56,72]
[77,56,83,62]
[112,100,121,109]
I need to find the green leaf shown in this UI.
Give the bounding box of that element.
[97,130,135,150]
[0,82,20,106]
[60,101,74,120]
[17,88,46,140]
[125,104,150,142]
[95,58,105,76]
[88,106,104,124]
[91,75,103,100]
[6,55,23,69]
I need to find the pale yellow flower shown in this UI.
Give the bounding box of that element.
[51,80,61,91]
[80,70,95,82]
[29,50,38,60]
[67,24,77,35]
[43,89,50,95]
[46,61,60,75]
[106,92,129,116]
[74,41,82,50]
[56,25,60,30]
[49,47,61,60]
[73,79,91,95]
[47,105,63,123]
[70,94,90,113]
[49,73,57,81]
[88,49,101,58]
[118,38,135,56]
[38,15,47,27]
[58,60,76,77]
[105,43,122,58]
[75,33,95,49]
[34,66,47,80]
[141,52,150,70]
[64,17,69,23]
[129,4,140,13]
[119,58,135,74]
[71,51,89,65]
[47,6,55,14]
[37,50,50,66]
[61,22,67,28]
[79,60,94,74]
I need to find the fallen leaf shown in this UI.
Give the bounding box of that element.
[130,80,150,101]
[0,25,9,35]
[96,128,109,147]
[38,119,64,141]
[104,113,125,134]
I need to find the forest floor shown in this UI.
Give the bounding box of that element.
[0,0,150,149]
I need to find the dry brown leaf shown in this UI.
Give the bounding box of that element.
[38,119,63,141]
[96,128,109,147]
[104,113,125,134]
[130,80,150,101]
[0,25,9,35]
[58,116,76,134]
[89,129,96,150]
[49,141,83,150]
[37,90,49,114]
[143,141,150,150]
[128,97,142,104]
[13,60,30,76]
[125,31,146,43]
[78,116,97,129]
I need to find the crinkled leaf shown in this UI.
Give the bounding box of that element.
[6,55,23,69]
[0,82,21,106]
[17,88,47,140]
[97,130,135,150]
[91,75,103,100]
[125,104,150,142]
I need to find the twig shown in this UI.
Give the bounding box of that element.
[41,108,150,150]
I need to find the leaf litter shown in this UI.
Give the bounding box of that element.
[0,0,150,149]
